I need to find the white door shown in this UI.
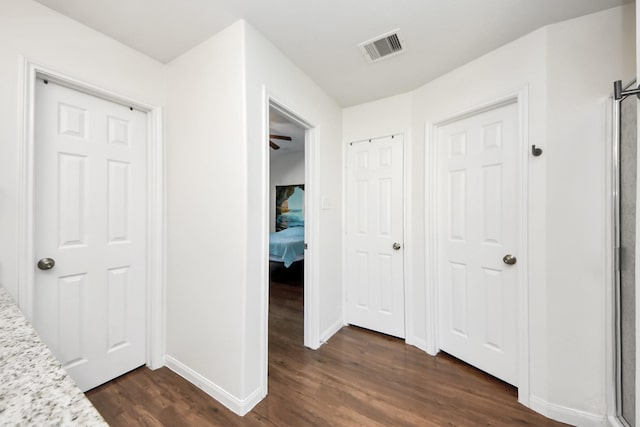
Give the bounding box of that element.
[346,135,405,338]
[437,101,520,385]
[33,78,147,391]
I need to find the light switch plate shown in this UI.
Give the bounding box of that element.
[321,197,331,210]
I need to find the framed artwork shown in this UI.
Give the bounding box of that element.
[275,184,304,231]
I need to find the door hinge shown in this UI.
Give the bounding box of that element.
[304,243,308,250]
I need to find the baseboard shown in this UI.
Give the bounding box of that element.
[164,355,263,416]
[147,360,165,370]
[320,319,343,344]
[529,395,606,427]
[607,415,626,427]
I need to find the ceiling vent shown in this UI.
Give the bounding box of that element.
[358,29,404,63]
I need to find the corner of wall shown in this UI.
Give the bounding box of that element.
[164,16,249,406]
[164,355,263,416]
[319,319,343,345]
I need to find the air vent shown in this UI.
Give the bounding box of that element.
[358,30,405,63]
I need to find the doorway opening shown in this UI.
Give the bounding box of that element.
[261,98,318,396]
[268,105,307,347]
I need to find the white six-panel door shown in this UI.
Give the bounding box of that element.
[346,135,405,338]
[437,102,519,385]
[34,78,147,391]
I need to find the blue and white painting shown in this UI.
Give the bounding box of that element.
[276,184,304,231]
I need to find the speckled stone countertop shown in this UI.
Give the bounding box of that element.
[0,287,107,426]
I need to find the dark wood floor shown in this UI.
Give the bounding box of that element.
[87,263,566,426]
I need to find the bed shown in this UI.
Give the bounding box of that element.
[269,226,304,268]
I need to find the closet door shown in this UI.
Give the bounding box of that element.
[618,86,636,426]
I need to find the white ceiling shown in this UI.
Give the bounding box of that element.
[269,107,305,155]
[35,0,633,106]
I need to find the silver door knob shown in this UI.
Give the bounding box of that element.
[37,258,55,270]
[393,243,401,250]
[503,254,517,265]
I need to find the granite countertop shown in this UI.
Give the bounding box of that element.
[0,287,107,426]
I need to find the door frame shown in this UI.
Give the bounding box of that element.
[259,91,320,396]
[424,88,530,404]
[607,90,621,427]
[17,58,166,369]
[606,82,636,427]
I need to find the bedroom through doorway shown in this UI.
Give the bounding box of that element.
[268,105,307,352]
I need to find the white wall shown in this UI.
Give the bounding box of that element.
[544,7,635,417]
[342,92,412,143]
[243,20,343,407]
[162,19,342,414]
[164,21,247,401]
[270,150,305,232]
[342,5,635,425]
[0,0,165,301]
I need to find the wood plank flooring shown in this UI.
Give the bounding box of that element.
[87,264,567,426]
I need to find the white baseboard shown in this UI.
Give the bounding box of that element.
[607,415,626,427]
[147,360,165,370]
[529,395,606,427]
[164,355,264,416]
[320,319,343,344]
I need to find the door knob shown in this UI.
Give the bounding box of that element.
[37,258,55,270]
[502,254,517,265]
[393,243,401,250]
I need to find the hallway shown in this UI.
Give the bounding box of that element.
[87,272,565,426]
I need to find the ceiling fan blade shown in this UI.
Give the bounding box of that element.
[269,140,281,150]
[269,134,292,141]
